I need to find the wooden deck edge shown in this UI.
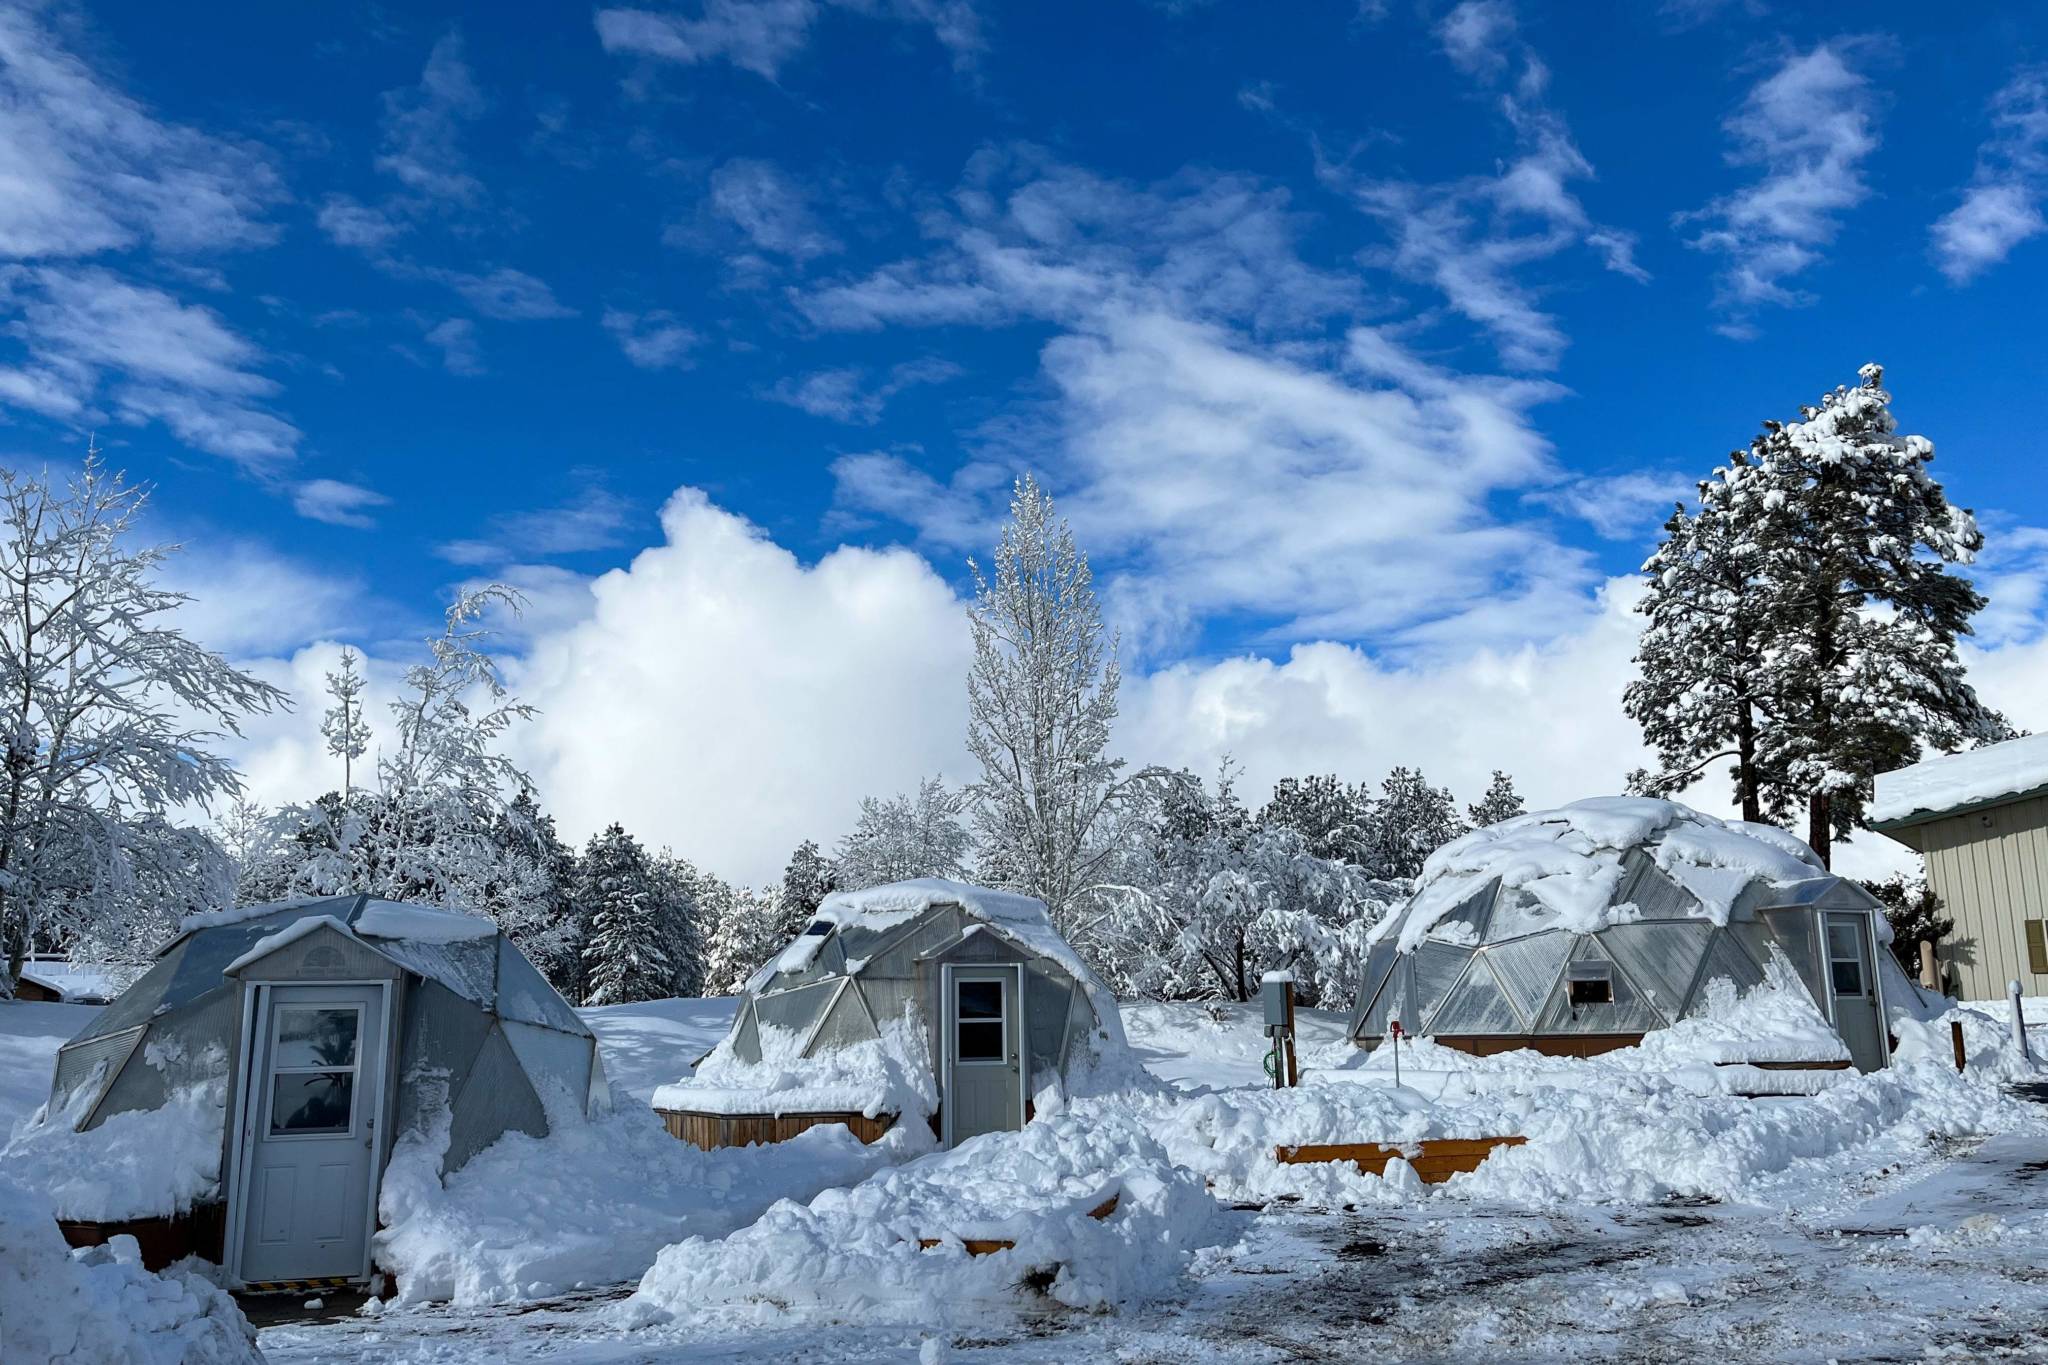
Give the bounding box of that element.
[1714,1059,1852,1071]
[1273,1135,1527,1184]
[916,1190,1122,1256]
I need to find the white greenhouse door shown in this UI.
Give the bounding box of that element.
[1824,913,1886,1073]
[237,983,387,1284]
[942,965,1024,1146]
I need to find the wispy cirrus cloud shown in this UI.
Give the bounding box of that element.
[602,308,699,369]
[291,478,392,529]
[767,357,959,423]
[595,0,982,81]
[1323,4,1645,371]
[435,483,640,566]
[1931,67,2048,285]
[375,33,487,205]
[1679,40,1882,337]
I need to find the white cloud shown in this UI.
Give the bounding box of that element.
[0,4,281,260]
[161,542,370,659]
[291,478,391,528]
[707,158,841,262]
[375,33,486,205]
[1931,67,2048,285]
[602,307,698,369]
[1436,0,1516,80]
[0,266,299,469]
[766,357,959,423]
[595,0,981,81]
[437,266,575,321]
[435,484,639,565]
[1526,471,1696,541]
[1330,46,1645,370]
[423,317,484,375]
[510,487,974,881]
[1680,41,1880,335]
[316,195,405,250]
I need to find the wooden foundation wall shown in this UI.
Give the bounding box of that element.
[1275,1136,1527,1183]
[658,1107,897,1150]
[58,1202,226,1272]
[1428,1033,1647,1058]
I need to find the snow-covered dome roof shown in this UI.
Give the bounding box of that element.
[1377,797,1826,954]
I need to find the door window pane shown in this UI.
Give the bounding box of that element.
[957,1020,1004,1061]
[957,981,1003,1020]
[271,1072,354,1135]
[275,1008,359,1069]
[1826,921,1867,997]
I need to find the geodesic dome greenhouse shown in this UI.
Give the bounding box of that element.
[20,894,604,1284]
[659,879,1131,1148]
[1348,798,1921,1071]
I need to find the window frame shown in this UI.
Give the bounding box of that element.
[261,1003,364,1141]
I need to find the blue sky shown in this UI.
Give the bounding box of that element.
[3,0,2046,879]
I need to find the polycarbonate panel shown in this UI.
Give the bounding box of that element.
[72,947,184,1043]
[501,1018,596,1119]
[1615,853,1703,921]
[856,977,920,1031]
[170,907,337,1002]
[730,998,762,1064]
[92,1040,170,1124]
[1355,958,1411,1038]
[50,1025,145,1123]
[376,934,499,1004]
[945,929,1019,964]
[1532,938,1666,1033]
[1412,941,1475,1027]
[1346,937,1401,1038]
[1681,931,1766,1017]
[1598,922,1713,1019]
[587,1046,613,1114]
[391,979,492,1138]
[1725,920,1784,986]
[752,978,841,1035]
[443,1024,548,1175]
[803,979,880,1056]
[859,936,924,984]
[1060,980,1096,1065]
[1431,881,1498,945]
[1761,908,1822,1000]
[1428,957,1524,1034]
[1480,933,1575,1023]
[493,936,589,1035]
[833,921,901,969]
[1025,968,1072,1070]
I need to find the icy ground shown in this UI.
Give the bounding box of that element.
[7,995,2048,1363]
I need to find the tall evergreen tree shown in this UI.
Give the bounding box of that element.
[1626,470,1779,821]
[965,475,1157,931]
[491,792,583,999]
[778,839,838,926]
[650,848,708,998]
[1367,767,1466,880]
[578,823,669,1005]
[1258,775,1374,865]
[1465,770,1527,829]
[1744,365,1993,861]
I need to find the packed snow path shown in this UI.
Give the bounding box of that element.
[256,1127,2048,1364]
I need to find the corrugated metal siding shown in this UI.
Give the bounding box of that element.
[1920,793,2048,1000]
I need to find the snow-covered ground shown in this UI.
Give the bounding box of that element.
[9,993,2048,1363]
[0,1001,97,1137]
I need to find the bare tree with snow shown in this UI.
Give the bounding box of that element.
[0,455,285,988]
[320,647,372,794]
[834,776,971,890]
[965,475,1158,932]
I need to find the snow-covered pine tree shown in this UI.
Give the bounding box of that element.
[1741,365,1995,863]
[217,798,291,905]
[579,823,670,1006]
[778,839,837,925]
[320,647,373,794]
[834,777,972,890]
[1862,867,1953,984]
[1365,767,1466,881]
[1626,460,1780,821]
[0,455,286,987]
[650,848,707,998]
[700,877,785,996]
[1465,770,1527,829]
[489,792,584,999]
[1258,774,1374,864]
[966,475,1158,932]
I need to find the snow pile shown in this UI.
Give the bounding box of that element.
[3,1052,227,1221]
[661,1009,940,1120]
[1872,731,2048,825]
[621,1108,1224,1327]
[352,900,496,942]
[0,1173,260,1365]
[373,1077,918,1306]
[1386,797,1824,950]
[1626,958,1849,1067]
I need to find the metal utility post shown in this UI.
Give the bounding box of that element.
[1261,972,1299,1089]
[1389,1018,1403,1089]
[2012,980,2034,1063]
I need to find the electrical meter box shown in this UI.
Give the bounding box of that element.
[1260,974,1293,1033]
